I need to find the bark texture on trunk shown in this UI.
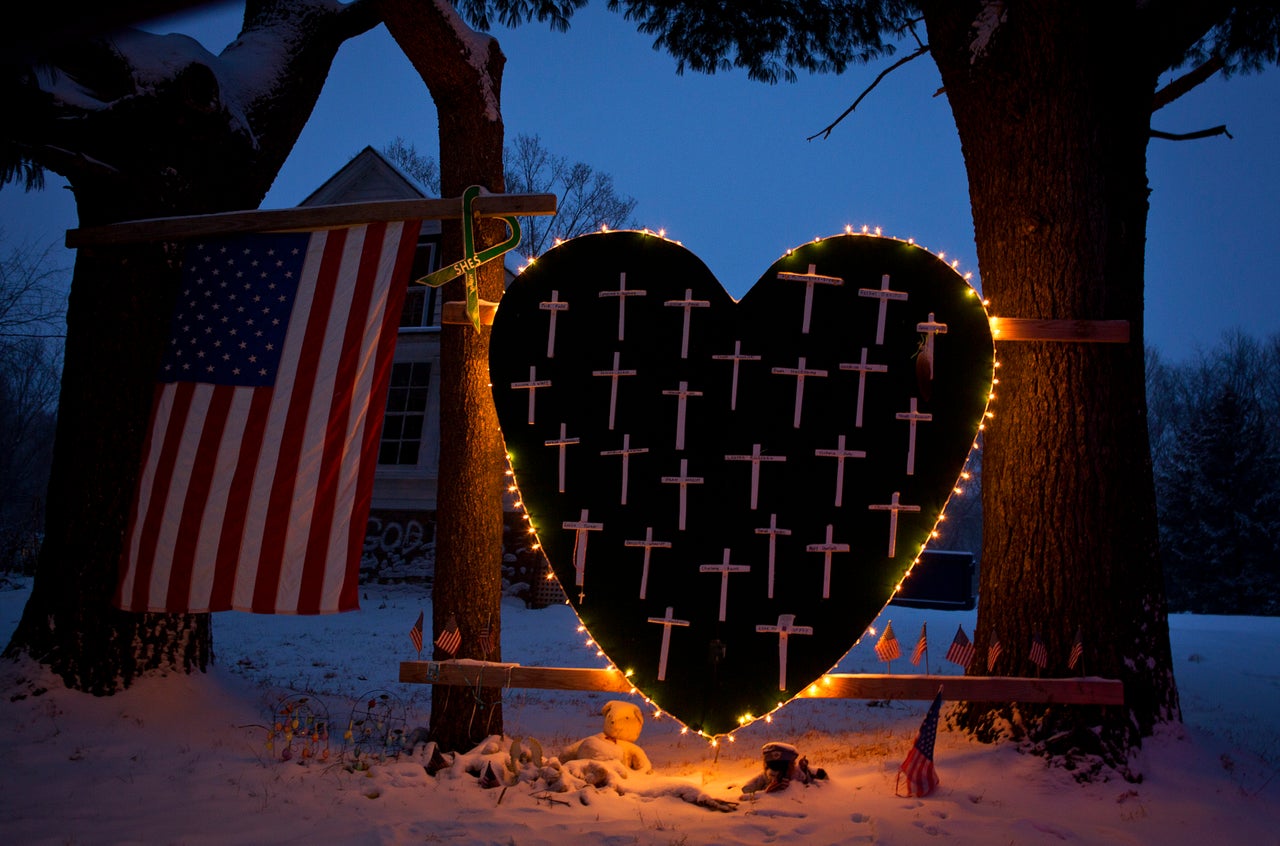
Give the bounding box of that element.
[923,2,1180,771]
[380,0,508,752]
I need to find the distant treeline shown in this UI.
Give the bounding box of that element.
[1148,331,1280,615]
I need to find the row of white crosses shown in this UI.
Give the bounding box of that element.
[539,278,712,360]
[646,606,813,690]
[564,494,920,608]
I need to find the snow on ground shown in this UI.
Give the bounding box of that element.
[1,578,1277,845]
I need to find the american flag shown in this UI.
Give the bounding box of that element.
[115,222,419,614]
[987,634,1002,672]
[1029,632,1048,669]
[476,619,493,657]
[911,622,928,666]
[897,690,942,797]
[1068,626,1083,670]
[410,610,424,654]
[875,621,901,662]
[945,624,975,669]
[436,614,462,656]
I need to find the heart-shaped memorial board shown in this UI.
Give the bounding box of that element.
[490,231,993,737]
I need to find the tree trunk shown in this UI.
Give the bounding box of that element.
[923,3,1179,772]
[379,0,508,752]
[3,0,378,693]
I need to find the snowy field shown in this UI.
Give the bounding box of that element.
[1,578,1277,845]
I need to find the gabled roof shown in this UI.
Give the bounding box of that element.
[298,146,429,207]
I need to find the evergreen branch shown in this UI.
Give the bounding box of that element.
[807,45,930,142]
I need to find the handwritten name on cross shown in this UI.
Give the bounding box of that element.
[711,340,762,411]
[660,458,704,531]
[858,274,908,345]
[661,380,703,450]
[625,526,671,600]
[663,288,711,359]
[916,312,949,380]
[771,356,828,428]
[539,290,569,358]
[598,272,647,341]
[592,351,637,430]
[868,491,922,557]
[895,397,933,476]
[754,512,792,599]
[562,508,604,600]
[544,422,580,493]
[600,433,649,505]
[776,263,843,334]
[510,365,552,425]
[699,548,751,622]
[755,613,814,691]
[814,434,867,507]
[724,443,787,510]
[838,347,889,428]
[647,607,690,681]
[806,523,851,599]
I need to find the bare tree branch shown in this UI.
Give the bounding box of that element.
[807,45,930,142]
[1150,124,1233,141]
[1152,55,1225,111]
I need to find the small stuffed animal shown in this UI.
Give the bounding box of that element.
[560,700,653,773]
[741,741,827,794]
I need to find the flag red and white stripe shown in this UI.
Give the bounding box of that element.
[410,610,424,653]
[115,222,419,614]
[1068,626,1083,670]
[875,621,901,662]
[911,622,927,666]
[897,690,942,797]
[945,624,975,669]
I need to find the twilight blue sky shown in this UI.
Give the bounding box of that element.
[3,2,1278,358]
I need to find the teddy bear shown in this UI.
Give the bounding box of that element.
[560,700,652,773]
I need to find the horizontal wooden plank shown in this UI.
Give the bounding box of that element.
[797,673,1124,705]
[990,317,1130,343]
[65,194,558,248]
[399,662,1122,704]
[440,299,499,326]
[400,661,635,693]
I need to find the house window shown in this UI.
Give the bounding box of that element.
[400,237,440,329]
[380,361,431,465]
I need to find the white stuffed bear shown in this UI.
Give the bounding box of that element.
[560,700,652,773]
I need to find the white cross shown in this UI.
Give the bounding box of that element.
[711,340,762,411]
[600,433,649,505]
[647,606,690,681]
[660,458,704,530]
[838,347,889,428]
[598,272,647,341]
[510,365,552,425]
[814,434,867,507]
[724,443,787,510]
[806,523,851,599]
[592,351,637,430]
[771,356,828,428]
[661,380,703,450]
[625,526,671,600]
[868,491,922,557]
[663,288,711,359]
[776,263,843,334]
[699,548,751,622]
[916,311,949,381]
[895,397,933,475]
[562,508,604,599]
[754,513,792,599]
[539,289,569,358]
[544,422,580,493]
[755,613,814,691]
[858,274,909,345]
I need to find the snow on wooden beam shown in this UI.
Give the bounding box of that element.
[990,317,1130,343]
[399,661,1123,705]
[65,193,558,248]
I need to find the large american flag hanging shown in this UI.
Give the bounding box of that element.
[115,221,420,614]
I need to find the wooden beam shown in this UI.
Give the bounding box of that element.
[990,317,1130,343]
[400,661,635,693]
[65,194,559,248]
[440,299,499,326]
[797,673,1123,705]
[399,661,1123,705]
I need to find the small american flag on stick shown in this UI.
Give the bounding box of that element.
[911,622,928,667]
[435,614,462,657]
[1068,626,1083,671]
[1029,632,1048,670]
[945,625,974,669]
[410,610,424,654]
[875,621,901,663]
